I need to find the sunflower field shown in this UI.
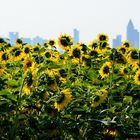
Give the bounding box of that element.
[0,34,140,140]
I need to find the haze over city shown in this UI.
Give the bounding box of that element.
[0,0,140,44]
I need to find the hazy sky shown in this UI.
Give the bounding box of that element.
[0,0,140,44]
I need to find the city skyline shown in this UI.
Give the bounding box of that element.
[1,19,140,49]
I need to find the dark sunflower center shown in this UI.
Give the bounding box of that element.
[56,93,65,103]
[60,37,70,46]
[45,52,51,58]
[99,35,106,41]
[2,53,8,60]
[15,50,21,56]
[49,40,55,46]
[92,43,98,48]
[131,51,138,59]
[123,68,128,73]
[90,50,98,58]
[26,61,32,68]
[123,42,129,48]
[94,95,100,102]
[33,47,39,52]
[16,39,23,44]
[24,47,30,54]
[103,66,109,74]
[59,69,67,78]
[73,48,81,58]
[100,42,107,48]
[138,75,140,81]
[80,44,87,53]
[120,48,126,54]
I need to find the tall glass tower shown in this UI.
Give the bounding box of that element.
[127,19,139,49]
[73,28,79,45]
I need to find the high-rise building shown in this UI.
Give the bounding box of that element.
[112,35,122,48]
[127,19,139,49]
[73,28,79,45]
[9,32,19,45]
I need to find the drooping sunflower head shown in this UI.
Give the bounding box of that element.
[91,89,108,107]
[68,44,83,59]
[58,34,73,50]
[134,70,140,85]
[97,34,109,42]
[54,89,72,111]
[47,39,56,48]
[122,40,132,50]
[99,62,112,78]
[88,41,98,49]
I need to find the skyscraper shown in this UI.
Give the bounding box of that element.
[9,32,19,45]
[127,19,139,49]
[112,35,122,48]
[73,28,79,45]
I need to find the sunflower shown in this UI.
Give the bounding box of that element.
[91,89,108,107]
[134,70,140,85]
[47,39,56,48]
[23,44,31,54]
[43,50,52,59]
[79,43,88,54]
[88,41,98,49]
[120,66,128,75]
[88,48,100,59]
[68,44,83,59]
[117,45,127,55]
[23,57,35,72]
[99,62,112,78]
[127,48,139,66]
[0,51,10,62]
[121,40,132,50]
[54,89,72,111]
[9,47,24,61]
[97,34,109,42]
[15,38,23,45]
[32,45,40,53]
[58,34,73,50]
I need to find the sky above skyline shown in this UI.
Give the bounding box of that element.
[0,0,140,44]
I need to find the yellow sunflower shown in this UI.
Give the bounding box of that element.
[117,45,127,55]
[99,62,112,78]
[78,42,88,54]
[88,40,98,49]
[97,34,109,42]
[23,44,31,54]
[47,39,56,48]
[54,89,72,111]
[127,48,139,66]
[134,70,140,85]
[68,44,83,59]
[0,51,10,62]
[121,40,132,50]
[58,34,73,50]
[91,89,108,107]
[23,57,35,72]
[9,46,24,61]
